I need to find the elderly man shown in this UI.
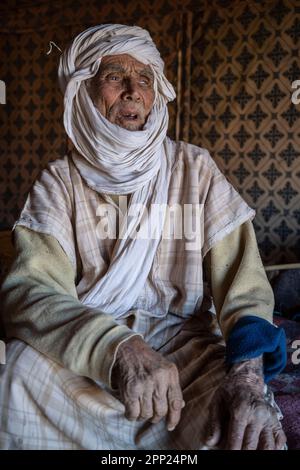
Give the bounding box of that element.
[0,24,287,450]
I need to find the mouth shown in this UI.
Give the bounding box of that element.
[119,110,140,121]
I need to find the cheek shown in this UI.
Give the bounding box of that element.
[144,91,155,113]
[98,86,120,109]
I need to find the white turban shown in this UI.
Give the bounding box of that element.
[57,24,177,316]
[58,23,176,194]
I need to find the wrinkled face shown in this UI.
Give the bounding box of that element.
[89,54,155,131]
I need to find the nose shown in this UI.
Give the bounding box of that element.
[121,78,141,102]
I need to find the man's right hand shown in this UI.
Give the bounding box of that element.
[111,335,185,431]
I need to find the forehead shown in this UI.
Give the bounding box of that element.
[100,54,152,72]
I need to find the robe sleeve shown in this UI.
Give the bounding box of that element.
[204,220,286,382]
[0,226,141,389]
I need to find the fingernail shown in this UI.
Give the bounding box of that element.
[168,425,175,431]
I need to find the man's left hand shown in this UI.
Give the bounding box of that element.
[204,356,287,450]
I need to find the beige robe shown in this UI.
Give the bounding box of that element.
[0,141,278,449]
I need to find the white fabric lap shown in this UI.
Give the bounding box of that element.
[0,310,226,450]
[0,310,285,450]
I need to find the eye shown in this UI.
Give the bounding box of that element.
[107,74,121,81]
[139,76,151,86]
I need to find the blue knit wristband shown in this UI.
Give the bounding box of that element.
[225,315,287,382]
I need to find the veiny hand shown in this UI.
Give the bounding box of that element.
[111,335,185,431]
[204,356,287,450]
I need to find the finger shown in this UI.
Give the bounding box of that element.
[139,385,154,421]
[123,381,144,421]
[166,385,184,431]
[242,423,262,450]
[124,398,141,421]
[150,377,169,424]
[204,398,223,447]
[227,410,248,450]
[151,399,185,425]
[258,429,276,450]
[151,392,168,424]
[274,427,287,450]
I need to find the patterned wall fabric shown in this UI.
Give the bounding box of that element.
[0,0,299,264]
[0,1,184,229]
[185,0,300,265]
